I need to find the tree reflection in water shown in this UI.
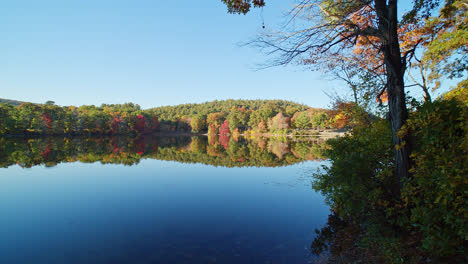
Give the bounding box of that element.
[0,135,327,168]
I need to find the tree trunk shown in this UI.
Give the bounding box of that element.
[375,0,411,197]
[387,67,411,196]
[352,85,358,104]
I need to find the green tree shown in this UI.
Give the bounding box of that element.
[258,102,277,122]
[16,103,41,133]
[311,112,328,129]
[285,105,299,117]
[221,0,265,14]
[190,115,207,133]
[0,104,16,134]
[248,110,263,129]
[422,0,467,87]
[227,108,242,132]
[294,112,310,129]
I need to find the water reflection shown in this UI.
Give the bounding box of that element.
[310,213,363,263]
[0,135,327,168]
[0,136,330,264]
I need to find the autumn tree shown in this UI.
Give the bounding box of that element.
[268,112,290,131]
[219,120,231,135]
[135,115,146,134]
[222,0,443,195]
[207,111,227,134]
[257,119,268,132]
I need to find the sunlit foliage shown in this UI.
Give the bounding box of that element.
[0,99,351,136]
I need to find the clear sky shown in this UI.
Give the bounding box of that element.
[0,0,345,109]
[0,0,447,109]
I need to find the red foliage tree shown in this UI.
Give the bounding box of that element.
[219,120,230,135]
[268,112,290,131]
[135,115,146,134]
[220,134,230,150]
[111,115,121,134]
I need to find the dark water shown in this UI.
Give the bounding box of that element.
[0,136,330,264]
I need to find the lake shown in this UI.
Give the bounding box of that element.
[0,135,330,264]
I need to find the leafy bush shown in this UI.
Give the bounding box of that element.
[401,99,467,256]
[312,119,394,219]
[313,98,467,261]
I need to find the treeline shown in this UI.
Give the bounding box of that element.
[0,102,159,136]
[0,135,326,168]
[0,99,359,136]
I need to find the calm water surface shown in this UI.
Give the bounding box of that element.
[0,136,330,264]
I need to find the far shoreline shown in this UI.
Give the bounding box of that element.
[1,129,347,139]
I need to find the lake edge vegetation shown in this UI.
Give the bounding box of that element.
[0,99,359,137]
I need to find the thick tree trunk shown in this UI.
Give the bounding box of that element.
[387,68,410,196]
[375,0,411,197]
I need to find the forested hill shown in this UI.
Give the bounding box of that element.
[146,99,345,135]
[0,98,31,106]
[149,99,311,120]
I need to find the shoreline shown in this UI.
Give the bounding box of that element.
[204,129,347,138]
[0,129,347,139]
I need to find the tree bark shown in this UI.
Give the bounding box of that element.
[375,0,411,197]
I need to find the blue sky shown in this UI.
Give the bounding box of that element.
[0,0,343,109]
[0,0,448,109]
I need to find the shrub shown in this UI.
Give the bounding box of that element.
[401,99,467,256]
[312,119,394,219]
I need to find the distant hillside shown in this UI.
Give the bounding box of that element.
[0,98,31,106]
[149,99,318,121]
